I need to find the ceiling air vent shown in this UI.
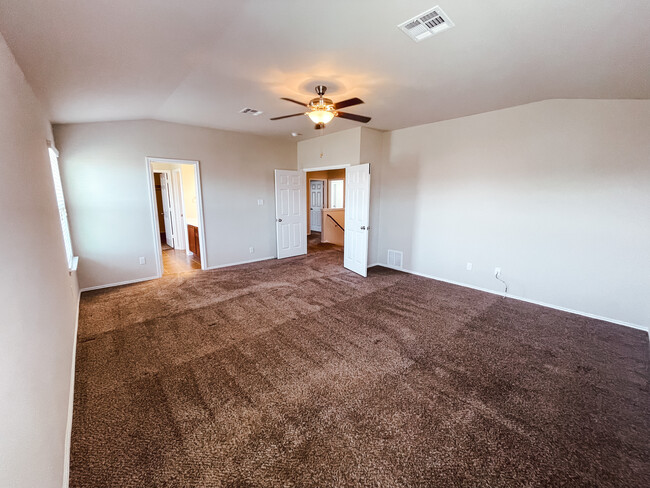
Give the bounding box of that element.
[240,108,263,116]
[398,6,454,42]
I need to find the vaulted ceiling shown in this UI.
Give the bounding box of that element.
[1,0,648,139]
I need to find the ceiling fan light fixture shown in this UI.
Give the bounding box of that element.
[307,109,335,124]
[272,85,369,129]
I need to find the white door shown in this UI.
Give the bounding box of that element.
[275,170,307,259]
[171,169,186,250]
[160,173,175,248]
[344,163,371,277]
[310,180,324,232]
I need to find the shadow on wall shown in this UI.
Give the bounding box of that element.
[380,137,420,270]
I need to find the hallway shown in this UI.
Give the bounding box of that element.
[162,247,200,275]
[307,231,342,254]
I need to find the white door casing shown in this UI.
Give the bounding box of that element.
[344,163,371,277]
[310,180,324,232]
[159,172,175,248]
[275,170,307,259]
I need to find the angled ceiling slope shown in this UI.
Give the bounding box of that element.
[0,0,648,139]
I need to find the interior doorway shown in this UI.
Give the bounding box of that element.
[306,169,346,252]
[273,163,370,277]
[147,157,207,276]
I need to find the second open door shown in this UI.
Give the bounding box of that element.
[344,163,370,277]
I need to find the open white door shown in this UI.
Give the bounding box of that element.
[160,173,175,248]
[171,169,186,250]
[344,163,370,277]
[275,170,307,259]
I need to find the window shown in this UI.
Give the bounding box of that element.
[48,141,75,270]
[330,179,344,209]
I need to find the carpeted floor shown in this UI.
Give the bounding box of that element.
[71,241,650,487]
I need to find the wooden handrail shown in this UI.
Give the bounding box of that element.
[327,214,344,232]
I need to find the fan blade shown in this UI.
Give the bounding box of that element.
[281,97,307,107]
[336,112,371,123]
[334,97,364,110]
[270,113,305,121]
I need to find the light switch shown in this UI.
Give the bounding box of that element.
[257,199,264,206]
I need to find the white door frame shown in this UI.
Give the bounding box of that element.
[146,157,207,277]
[303,164,351,172]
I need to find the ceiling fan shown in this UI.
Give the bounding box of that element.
[270,85,371,129]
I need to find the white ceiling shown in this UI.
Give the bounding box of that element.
[1,0,648,140]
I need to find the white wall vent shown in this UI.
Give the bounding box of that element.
[398,6,454,42]
[387,250,404,269]
[240,108,263,116]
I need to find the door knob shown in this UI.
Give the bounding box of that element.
[360,226,366,230]
[277,218,283,222]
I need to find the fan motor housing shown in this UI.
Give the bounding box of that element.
[308,97,335,110]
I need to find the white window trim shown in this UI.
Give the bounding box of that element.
[47,140,77,272]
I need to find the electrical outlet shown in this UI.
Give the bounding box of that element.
[494,267,501,277]
[139,257,146,265]
[466,262,472,271]
[257,199,263,206]
[249,247,254,254]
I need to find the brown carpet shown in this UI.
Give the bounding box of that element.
[72,242,650,487]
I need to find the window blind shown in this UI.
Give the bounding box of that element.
[49,146,74,269]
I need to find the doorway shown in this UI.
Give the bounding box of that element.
[147,158,207,276]
[306,169,346,252]
[274,164,371,277]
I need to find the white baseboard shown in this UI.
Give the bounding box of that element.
[205,256,276,271]
[62,288,81,488]
[375,264,649,334]
[80,275,159,293]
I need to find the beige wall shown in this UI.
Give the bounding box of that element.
[300,127,385,245]
[54,120,296,289]
[376,99,650,329]
[0,33,79,488]
[297,127,361,169]
[181,164,198,223]
[322,209,345,246]
[359,127,386,265]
